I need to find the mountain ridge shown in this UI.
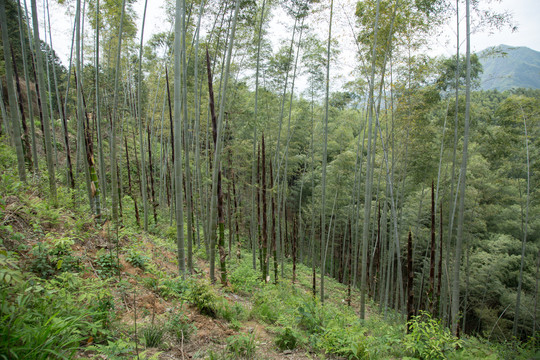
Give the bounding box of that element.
[478,44,540,91]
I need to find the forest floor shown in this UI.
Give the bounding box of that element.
[2,179,537,359]
[2,188,367,359]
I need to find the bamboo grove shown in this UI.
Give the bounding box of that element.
[0,0,538,343]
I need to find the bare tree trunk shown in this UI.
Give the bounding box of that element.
[437,203,443,317]
[110,0,127,224]
[270,158,278,284]
[232,171,241,259]
[407,230,414,333]
[513,104,531,337]
[1,0,26,183]
[206,0,240,283]
[16,0,38,174]
[137,0,149,231]
[451,0,471,336]
[251,0,267,271]
[174,0,186,277]
[261,135,268,283]
[360,0,382,319]
[125,136,140,227]
[30,0,57,203]
[320,0,334,305]
[428,180,436,314]
[11,48,32,170]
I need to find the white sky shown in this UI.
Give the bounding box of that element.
[42,0,539,68]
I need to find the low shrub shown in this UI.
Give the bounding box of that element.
[229,260,259,294]
[159,277,189,300]
[405,311,462,360]
[297,299,325,334]
[96,251,121,278]
[275,327,301,351]
[190,279,219,317]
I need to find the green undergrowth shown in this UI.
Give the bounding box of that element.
[1,141,538,359]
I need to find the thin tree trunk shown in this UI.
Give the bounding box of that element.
[137,0,149,230]
[437,202,443,317]
[147,124,158,224]
[30,0,56,202]
[513,105,531,337]
[533,249,539,334]
[1,0,26,182]
[174,0,186,277]
[11,47,32,170]
[250,0,266,270]
[444,0,461,326]
[320,0,334,305]
[206,0,240,283]
[261,134,268,283]
[360,0,382,318]
[125,136,140,226]
[428,180,436,314]
[95,0,106,201]
[182,0,193,274]
[407,230,414,333]
[110,0,127,224]
[451,0,471,336]
[270,158,278,284]
[232,171,241,259]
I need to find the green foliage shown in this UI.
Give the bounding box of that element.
[29,238,82,278]
[225,333,256,359]
[143,325,164,348]
[95,251,121,278]
[229,260,259,294]
[275,327,301,351]
[158,277,189,300]
[0,271,113,359]
[0,171,22,198]
[29,242,56,278]
[405,312,462,360]
[189,279,219,318]
[251,298,279,324]
[297,299,325,334]
[126,248,150,270]
[336,337,369,360]
[218,300,246,323]
[88,338,135,359]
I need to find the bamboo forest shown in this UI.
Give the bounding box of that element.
[0,0,539,358]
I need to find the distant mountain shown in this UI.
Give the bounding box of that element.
[478,45,540,91]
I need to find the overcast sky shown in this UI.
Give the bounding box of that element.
[44,0,539,66]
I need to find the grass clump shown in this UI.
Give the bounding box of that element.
[143,325,164,348]
[167,312,196,343]
[226,333,256,359]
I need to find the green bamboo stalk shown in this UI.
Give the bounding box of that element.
[174,0,186,277]
[110,0,127,225]
[30,0,56,203]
